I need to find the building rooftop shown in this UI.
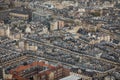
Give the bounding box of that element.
[60,75,81,80]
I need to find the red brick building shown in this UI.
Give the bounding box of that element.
[9,61,70,80]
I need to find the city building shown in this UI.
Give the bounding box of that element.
[9,61,70,80]
[50,20,64,31]
[50,21,58,31]
[0,25,10,37]
[9,9,30,20]
[25,24,32,33]
[32,11,52,21]
[60,75,82,80]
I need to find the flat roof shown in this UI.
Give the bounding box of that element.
[60,75,81,80]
